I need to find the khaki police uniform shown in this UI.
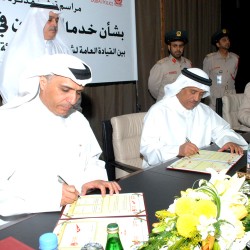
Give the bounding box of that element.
[148,54,192,101]
[148,30,191,102]
[203,51,239,110]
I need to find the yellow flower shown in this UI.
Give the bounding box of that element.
[176,214,199,238]
[229,204,248,220]
[155,209,174,219]
[152,222,166,234]
[140,173,250,250]
[175,197,196,216]
[180,188,193,196]
[194,200,217,219]
[212,179,230,195]
[234,220,246,239]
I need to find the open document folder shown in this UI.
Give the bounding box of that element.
[53,193,149,250]
[167,150,243,174]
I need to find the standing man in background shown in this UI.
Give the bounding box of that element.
[148,30,192,102]
[0,2,72,105]
[203,28,239,110]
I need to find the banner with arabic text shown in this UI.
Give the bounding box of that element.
[0,0,138,83]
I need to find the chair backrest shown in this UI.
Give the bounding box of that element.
[221,94,250,132]
[102,112,146,179]
[111,112,145,163]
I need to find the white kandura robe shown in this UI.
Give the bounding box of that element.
[140,96,248,167]
[0,96,107,216]
[0,7,72,104]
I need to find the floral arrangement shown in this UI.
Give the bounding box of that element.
[139,169,250,250]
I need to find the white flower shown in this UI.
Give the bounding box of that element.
[164,217,175,231]
[167,199,177,213]
[182,188,211,200]
[216,223,237,249]
[223,173,246,196]
[208,169,246,198]
[219,202,236,222]
[230,231,250,250]
[207,168,231,194]
[222,192,248,207]
[193,247,200,250]
[142,172,249,250]
[197,215,216,240]
[207,168,230,182]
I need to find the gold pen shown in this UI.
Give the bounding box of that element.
[57,175,81,199]
[186,137,200,155]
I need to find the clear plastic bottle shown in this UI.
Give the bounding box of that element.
[105,223,124,250]
[82,242,104,250]
[39,232,58,250]
[247,143,250,173]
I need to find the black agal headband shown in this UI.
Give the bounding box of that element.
[182,68,212,86]
[69,63,91,81]
[30,2,59,10]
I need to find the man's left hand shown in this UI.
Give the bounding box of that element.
[218,142,244,154]
[81,180,121,197]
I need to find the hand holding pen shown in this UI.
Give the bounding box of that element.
[185,137,200,155]
[58,175,80,206]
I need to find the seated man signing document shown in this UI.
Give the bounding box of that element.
[140,67,247,168]
[0,54,120,216]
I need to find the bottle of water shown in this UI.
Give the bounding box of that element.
[105,223,124,250]
[82,242,104,250]
[247,143,250,173]
[39,232,58,250]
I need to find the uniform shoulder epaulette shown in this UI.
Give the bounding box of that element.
[230,52,239,59]
[205,52,215,58]
[157,57,171,64]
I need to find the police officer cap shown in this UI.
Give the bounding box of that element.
[165,30,188,44]
[211,28,230,45]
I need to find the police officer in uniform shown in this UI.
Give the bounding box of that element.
[148,30,192,102]
[203,28,239,110]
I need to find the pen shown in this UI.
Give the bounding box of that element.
[186,137,200,155]
[57,175,81,199]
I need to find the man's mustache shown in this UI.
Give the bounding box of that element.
[48,26,58,32]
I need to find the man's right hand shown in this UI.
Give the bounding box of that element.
[179,142,200,157]
[60,183,79,206]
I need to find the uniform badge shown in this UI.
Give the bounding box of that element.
[176,31,181,37]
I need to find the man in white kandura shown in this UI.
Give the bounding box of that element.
[140,67,247,168]
[0,54,121,217]
[0,2,72,104]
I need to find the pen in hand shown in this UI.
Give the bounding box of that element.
[57,175,81,199]
[186,137,200,155]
